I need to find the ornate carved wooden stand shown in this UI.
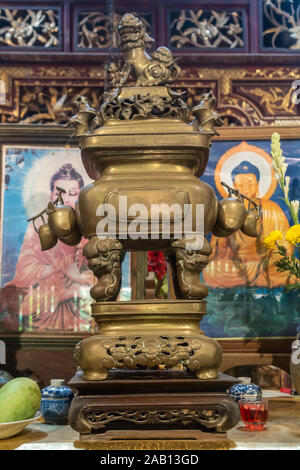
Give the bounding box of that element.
[69,370,240,450]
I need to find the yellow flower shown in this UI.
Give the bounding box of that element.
[263,230,283,250]
[285,224,300,245]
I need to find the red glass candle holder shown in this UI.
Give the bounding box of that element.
[239,398,268,431]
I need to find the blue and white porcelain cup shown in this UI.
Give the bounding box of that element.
[40,379,74,425]
[229,377,262,402]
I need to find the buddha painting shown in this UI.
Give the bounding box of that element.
[202,141,295,337]
[0,149,94,332]
[204,142,290,289]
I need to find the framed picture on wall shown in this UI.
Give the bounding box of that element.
[0,125,132,336]
[198,126,300,340]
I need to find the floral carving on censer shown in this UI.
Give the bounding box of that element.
[99,89,190,123]
[74,335,213,377]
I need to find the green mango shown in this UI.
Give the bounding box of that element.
[0,377,41,423]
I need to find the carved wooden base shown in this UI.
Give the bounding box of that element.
[68,371,240,445]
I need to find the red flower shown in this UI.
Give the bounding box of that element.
[148,251,167,280]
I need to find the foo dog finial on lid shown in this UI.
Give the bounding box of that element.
[114,13,181,87]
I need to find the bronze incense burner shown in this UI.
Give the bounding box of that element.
[30,13,261,443]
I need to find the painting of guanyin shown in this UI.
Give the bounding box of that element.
[0,146,131,333]
[200,140,300,338]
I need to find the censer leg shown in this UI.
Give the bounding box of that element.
[83,237,125,302]
[74,338,114,381]
[167,238,212,300]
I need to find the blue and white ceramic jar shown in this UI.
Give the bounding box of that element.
[229,377,262,402]
[40,379,74,424]
[0,370,13,387]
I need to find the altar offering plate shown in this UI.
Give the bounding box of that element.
[0,411,42,439]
